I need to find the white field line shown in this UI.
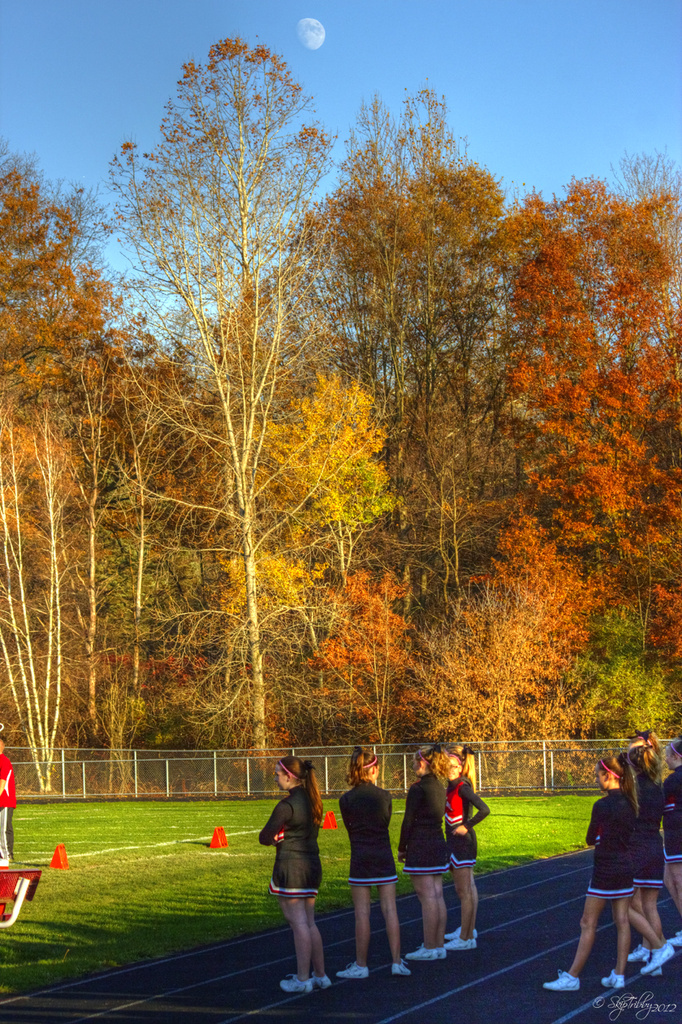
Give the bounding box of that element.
[549,946,682,1024]
[0,856,592,1012]
[25,829,264,859]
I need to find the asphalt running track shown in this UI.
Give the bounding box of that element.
[1,850,680,1024]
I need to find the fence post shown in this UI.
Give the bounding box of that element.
[478,750,482,790]
[82,760,86,799]
[551,750,555,791]
[543,740,547,791]
[213,750,218,797]
[324,756,329,795]
[62,749,66,799]
[246,757,251,796]
[403,753,407,792]
[134,750,138,798]
[165,759,170,798]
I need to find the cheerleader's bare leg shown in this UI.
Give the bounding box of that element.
[611,897,632,976]
[304,896,326,978]
[351,886,372,966]
[664,862,682,918]
[566,895,605,977]
[628,887,664,948]
[411,874,447,949]
[278,896,324,981]
[377,882,402,964]
[452,866,478,940]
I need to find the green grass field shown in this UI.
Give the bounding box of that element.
[0,794,595,993]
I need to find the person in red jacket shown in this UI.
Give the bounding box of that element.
[0,737,16,867]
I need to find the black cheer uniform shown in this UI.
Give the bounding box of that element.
[339,781,398,886]
[586,789,636,899]
[630,773,664,888]
[445,777,490,869]
[663,764,682,863]
[398,772,449,875]
[259,786,322,897]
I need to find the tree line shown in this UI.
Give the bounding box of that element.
[1,40,680,781]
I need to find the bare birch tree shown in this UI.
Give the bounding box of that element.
[0,413,69,790]
[112,39,331,746]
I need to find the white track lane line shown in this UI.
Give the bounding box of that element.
[0,856,592,1014]
[373,930,615,1024]
[212,895,591,1024]
[549,947,682,1024]
[0,856,589,1007]
[67,890,591,1023]
[375,897,677,1024]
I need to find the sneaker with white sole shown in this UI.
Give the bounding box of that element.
[444,936,477,950]
[336,962,369,979]
[279,974,313,993]
[669,929,682,948]
[641,941,674,975]
[601,970,625,989]
[627,944,650,963]
[391,959,411,976]
[405,946,442,961]
[543,970,580,991]
[444,926,478,941]
[312,973,332,989]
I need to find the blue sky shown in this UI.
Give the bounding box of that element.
[0,1,680,213]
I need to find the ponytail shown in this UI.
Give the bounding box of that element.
[627,731,663,784]
[277,756,324,826]
[347,746,379,787]
[445,743,477,790]
[598,754,639,816]
[417,743,451,781]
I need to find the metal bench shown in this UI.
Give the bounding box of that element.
[0,870,41,928]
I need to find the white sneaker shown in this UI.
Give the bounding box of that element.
[543,970,580,991]
[280,974,313,993]
[312,973,332,989]
[627,944,650,963]
[391,959,411,976]
[405,946,442,961]
[0,858,9,869]
[444,926,478,941]
[641,941,674,975]
[335,962,369,979]
[669,929,682,948]
[601,970,625,989]
[443,936,477,950]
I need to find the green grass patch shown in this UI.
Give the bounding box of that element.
[1,794,594,993]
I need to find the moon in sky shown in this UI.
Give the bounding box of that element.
[297,18,325,50]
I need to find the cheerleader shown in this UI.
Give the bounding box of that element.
[625,731,667,969]
[336,747,411,978]
[443,743,489,950]
[543,754,674,992]
[259,756,330,993]
[663,734,682,948]
[398,744,450,961]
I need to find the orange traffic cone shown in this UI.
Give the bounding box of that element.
[209,827,228,849]
[50,843,69,869]
[322,811,337,830]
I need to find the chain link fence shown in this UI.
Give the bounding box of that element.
[7,739,664,799]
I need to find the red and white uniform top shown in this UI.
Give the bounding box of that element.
[0,753,16,808]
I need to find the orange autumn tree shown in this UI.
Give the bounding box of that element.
[508,179,682,626]
[312,571,414,744]
[419,519,590,740]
